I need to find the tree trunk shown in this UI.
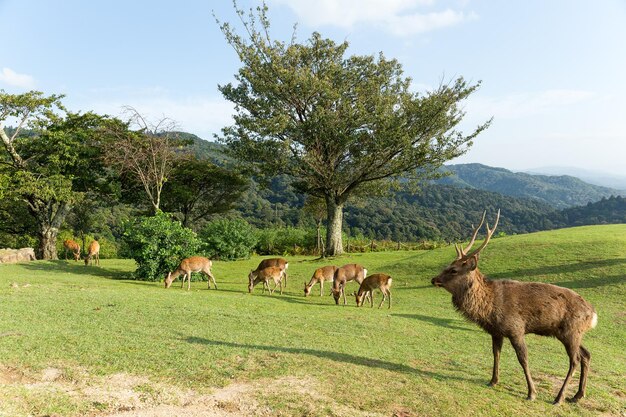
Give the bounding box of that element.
[31,200,71,260]
[325,196,344,257]
[39,226,59,260]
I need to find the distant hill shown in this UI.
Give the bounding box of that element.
[525,166,626,191]
[437,163,623,209]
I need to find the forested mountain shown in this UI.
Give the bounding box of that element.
[181,137,624,241]
[438,163,622,209]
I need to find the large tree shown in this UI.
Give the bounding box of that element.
[0,90,117,258]
[215,5,491,256]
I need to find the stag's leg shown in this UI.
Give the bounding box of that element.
[570,346,591,402]
[387,289,392,309]
[187,273,192,291]
[319,280,323,297]
[342,285,347,305]
[489,334,504,386]
[509,335,537,400]
[554,338,581,405]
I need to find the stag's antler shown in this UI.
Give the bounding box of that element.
[465,209,500,259]
[456,210,487,259]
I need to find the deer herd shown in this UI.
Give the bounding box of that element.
[67,209,599,405]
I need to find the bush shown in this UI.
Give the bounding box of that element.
[198,218,256,260]
[254,227,317,255]
[122,212,201,281]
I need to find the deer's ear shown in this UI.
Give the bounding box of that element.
[467,255,479,271]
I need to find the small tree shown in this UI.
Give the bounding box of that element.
[104,107,181,215]
[215,4,491,256]
[122,211,200,281]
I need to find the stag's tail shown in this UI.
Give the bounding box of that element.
[590,312,598,329]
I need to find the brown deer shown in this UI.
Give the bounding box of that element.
[354,273,392,309]
[63,239,81,261]
[304,265,338,297]
[248,258,289,288]
[84,240,100,266]
[431,210,598,404]
[165,256,216,291]
[331,264,368,305]
[248,266,285,295]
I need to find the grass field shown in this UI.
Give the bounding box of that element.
[0,224,625,416]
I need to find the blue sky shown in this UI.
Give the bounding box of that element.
[1,0,625,176]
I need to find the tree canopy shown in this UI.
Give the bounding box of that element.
[216,4,490,255]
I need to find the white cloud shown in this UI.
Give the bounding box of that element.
[0,67,36,89]
[270,0,474,36]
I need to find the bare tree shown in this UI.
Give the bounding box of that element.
[104,107,180,214]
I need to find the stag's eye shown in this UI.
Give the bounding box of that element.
[450,269,458,274]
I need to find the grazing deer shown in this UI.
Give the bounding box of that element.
[84,240,100,266]
[165,256,216,291]
[331,264,368,305]
[354,273,392,309]
[248,266,284,295]
[304,265,338,297]
[248,258,289,288]
[431,210,598,404]
[63,239,81,261]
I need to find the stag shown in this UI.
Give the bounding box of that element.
[431,210,597,404]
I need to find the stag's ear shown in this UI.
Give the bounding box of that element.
[467,255,479,271]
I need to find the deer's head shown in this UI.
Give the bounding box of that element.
[332,286,342,304]
[432,210,500,293]
[304,281,312,297]
[164,272,174,288]
[247,270,257,293]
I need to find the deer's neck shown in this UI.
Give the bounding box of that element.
[452,271,494,327]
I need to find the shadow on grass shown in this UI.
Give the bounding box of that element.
[489,258,626,283]
[19,260,131,280]
[184,336,482,383]
[392,314,477,332]
[554,274,626,289]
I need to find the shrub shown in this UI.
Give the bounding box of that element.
[254,227,317,255]
[198,218,256,260]
[122,212,200,281]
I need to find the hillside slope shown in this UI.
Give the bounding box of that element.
[438,163,622,208]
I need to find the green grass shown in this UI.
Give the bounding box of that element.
[0,224,625,416]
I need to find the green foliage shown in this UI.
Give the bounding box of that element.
[161,157,249,228]
[254,227,317,255]
[122,211,200,281]
[198,218,256,260]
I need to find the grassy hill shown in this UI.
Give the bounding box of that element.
[2,225,623,416]
[439,163,622,209]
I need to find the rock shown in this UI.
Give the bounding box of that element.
[0,248,36,264]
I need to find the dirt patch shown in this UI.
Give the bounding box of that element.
[0,367,382,417]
